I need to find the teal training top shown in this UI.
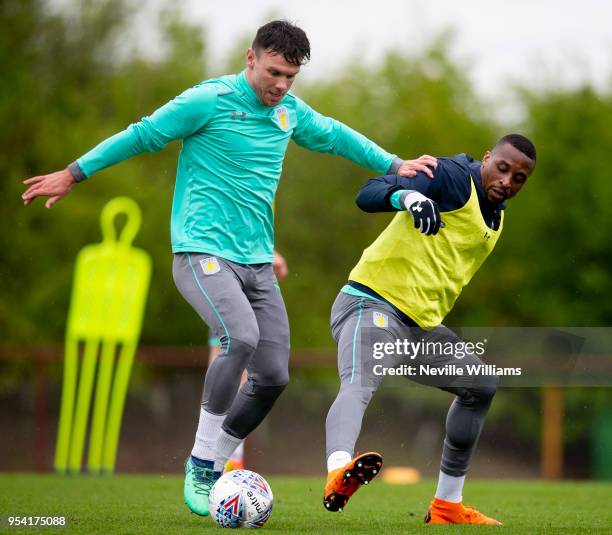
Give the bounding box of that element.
[75,70,398,264]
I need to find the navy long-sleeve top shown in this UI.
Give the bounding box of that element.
[355,153,504,230]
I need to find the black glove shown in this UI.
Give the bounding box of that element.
[403,191,442,236]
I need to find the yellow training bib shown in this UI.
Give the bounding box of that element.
[349,178,503,329]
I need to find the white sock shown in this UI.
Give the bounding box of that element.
[214,430,243,472]
[191,408,225,461]
[327,450,352,472]
[434,471,465,503]
[229,440,245,462]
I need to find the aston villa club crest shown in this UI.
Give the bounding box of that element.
[373,311,389,328]
[274,106,290,131]
[200,257,220,275]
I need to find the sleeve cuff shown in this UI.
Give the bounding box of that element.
[390,190,416,210]
[390,190,407,210]
[68,161,87,182]
[387,157,404,175]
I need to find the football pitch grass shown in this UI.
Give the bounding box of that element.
[1,475,610,534]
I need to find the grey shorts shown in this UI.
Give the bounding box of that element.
[173,252,290,394]
[330,291,493,392]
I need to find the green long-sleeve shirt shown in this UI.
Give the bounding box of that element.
[74,70,399,263]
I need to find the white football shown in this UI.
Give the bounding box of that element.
[209,469,273,528]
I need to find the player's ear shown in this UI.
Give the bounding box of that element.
[246,48,256,69]
[482,150,492,164]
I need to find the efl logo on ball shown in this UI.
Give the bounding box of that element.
[209,470,273,529]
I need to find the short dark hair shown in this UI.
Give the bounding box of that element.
[252,20,310,66]
[496,134,537,161]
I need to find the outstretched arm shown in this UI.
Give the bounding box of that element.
[22,84,217,208]
[291,97,436,177]
[22,168,76,209]
[395,155,437,178]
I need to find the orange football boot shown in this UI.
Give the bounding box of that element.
[323,452,383,512]
[425,497,502,526]
[223,457,245,474]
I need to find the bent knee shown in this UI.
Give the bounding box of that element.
[227,320,260,352]
[249,340,290,386]
[256,366,289,387]
[225,338,258,362]
[471,375,498,404]
[338,384,376,406]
